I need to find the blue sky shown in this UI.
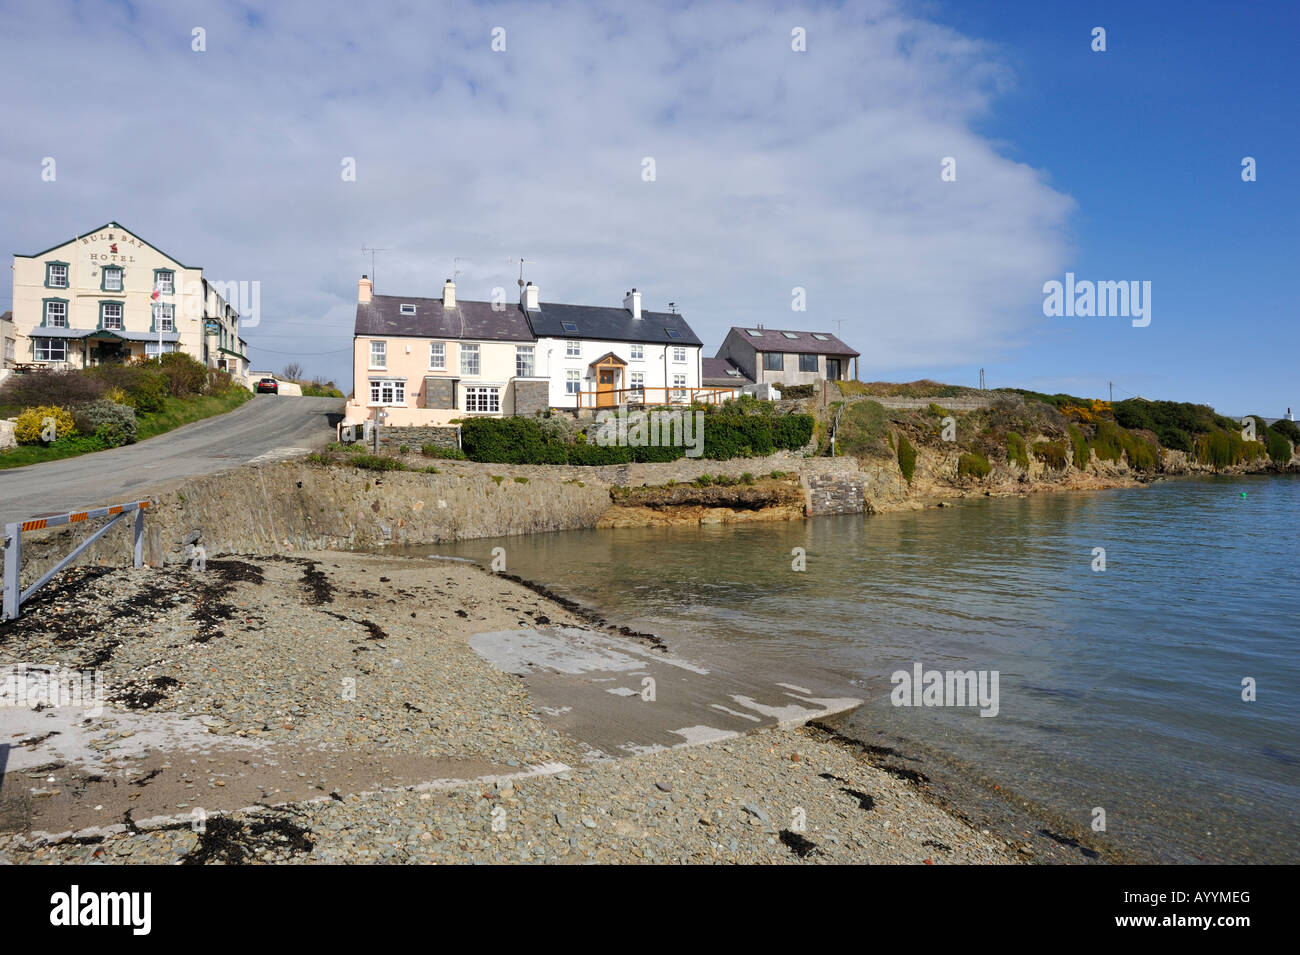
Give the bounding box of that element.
[0,0,1294,415]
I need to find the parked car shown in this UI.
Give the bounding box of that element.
[256,378,279,394]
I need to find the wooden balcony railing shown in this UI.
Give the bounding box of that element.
[576,385,736,409]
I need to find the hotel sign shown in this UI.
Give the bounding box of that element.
[80,229,143,263]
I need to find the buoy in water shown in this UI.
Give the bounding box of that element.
[1241,492,1247,498]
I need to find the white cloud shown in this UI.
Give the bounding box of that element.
[0,0,1073,388]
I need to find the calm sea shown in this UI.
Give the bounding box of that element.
[409,474,1300,864]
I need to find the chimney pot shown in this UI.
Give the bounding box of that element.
[358,274,373,304]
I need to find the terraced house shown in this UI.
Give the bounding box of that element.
[344,277,711,427]
[8,222,248,376]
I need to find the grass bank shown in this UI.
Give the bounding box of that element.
[0,387,252,470]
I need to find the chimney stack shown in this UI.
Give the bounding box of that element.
[521,281,539,311]
[358,274,372,304]
[443,278,456,309]
[623,288,642,319]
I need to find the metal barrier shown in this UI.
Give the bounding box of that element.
[2,500,150,621]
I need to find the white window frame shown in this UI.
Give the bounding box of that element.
[565,340,580,358]
[400,303,417,315]
[429,341,446,371]
[101,302,123,330]
[565,369,581,395]
[103,267,123,291]
[35,338,67,362]
[671,373,687,403]
[630,344,644,360]
[156,271,174,294]
[515,345,535,378]
[155,304,175,333]
[460,343,480,376]
[672,346,686,363]
[48,264,68,288]
[368,378,406,406]
[145,342,177,357]
[45,301,68,327]
[629,371,645,401]
[369,340,387,370]
[464,386,501,413]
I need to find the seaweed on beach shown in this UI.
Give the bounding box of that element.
[111,675,180,710]
[181,811,315,865]
[496,571,667,651]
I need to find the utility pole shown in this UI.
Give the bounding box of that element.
[979,368,985,391]
[1109,381,1113,403]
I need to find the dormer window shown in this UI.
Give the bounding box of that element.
[400,303,417,315]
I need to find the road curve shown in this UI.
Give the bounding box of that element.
[0,395,344,525]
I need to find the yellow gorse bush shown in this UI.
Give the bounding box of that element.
[14,405,77,445]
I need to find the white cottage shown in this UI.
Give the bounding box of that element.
[522,284,715,408]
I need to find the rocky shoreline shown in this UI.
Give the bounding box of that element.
[0,550,1038,865]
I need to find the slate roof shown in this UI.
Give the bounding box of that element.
[526,302,703,347]
[725,326,859,357]
[702,357,751,386]
[355,294,534,341]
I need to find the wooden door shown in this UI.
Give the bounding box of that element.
[597,368,617,407]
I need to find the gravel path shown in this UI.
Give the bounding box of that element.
[0,551,1022,864]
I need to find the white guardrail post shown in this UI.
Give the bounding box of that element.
[1,499,151,622]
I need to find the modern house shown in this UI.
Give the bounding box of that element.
[344,276,546,427]
[701,356,751,397]
[523,285,709,409]
[716,325,859,387]
[8,222,247,376]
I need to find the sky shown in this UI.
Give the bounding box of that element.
[0,0,1294,415]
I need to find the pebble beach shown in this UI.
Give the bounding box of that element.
[0,551,1024,864]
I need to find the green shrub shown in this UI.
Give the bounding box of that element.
[421,444,467,460]
[1067,424,1089,469]
[204,369,233,395]
[14,405,77,445]
[1265,429,1292,464]
[73,400,138,446]
[957,452,991,479]
[741,472,755,485]
[1194,427,1264,468]
[781,384,816,400]
[566,443,632,466]
[461,418,567,464]
[897,434,916,482]
[154,352,209,397]
[1006,432,1029,469]
[1033,439,1068,470]
[1270,418,1300,444]
[351,453,405,471]
[398,445,411,455]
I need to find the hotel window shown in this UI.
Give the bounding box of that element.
[671,374,687,402]
[464,386,501,413]
[44,301,68,327]
[629,371,645,401]
[102,267,123,292]
[630,344,644,360]
[368,378,406,405]
[35,338,67,362]
[155,305,175,332]
[46,263,68,288]
[429,341,445,370]
[369,340,387,369]
[799,354,818,372]
[565,340,580,358]
[763,352,783,371]
[154,270,175,294]
[672,346,686,363]
[516,345,535,378]
[101,303,123,330]
[460,343,480,376]
[145,342,177,357]
[565,369,581,395]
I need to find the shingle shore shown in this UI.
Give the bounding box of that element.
[0,552,1020,864]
